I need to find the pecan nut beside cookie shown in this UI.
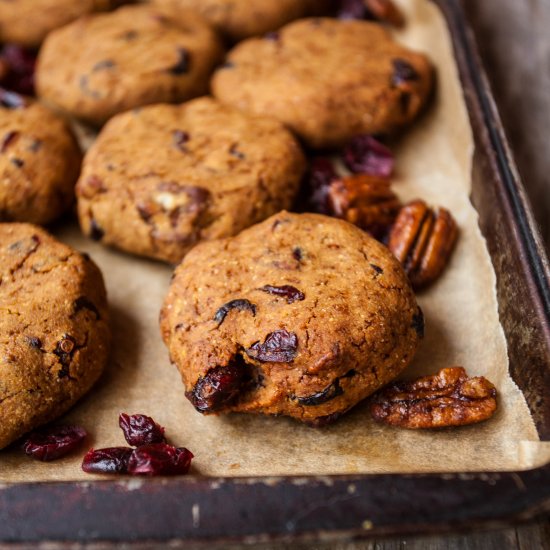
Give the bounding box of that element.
[387,199,458,289]
[370,366,497,429]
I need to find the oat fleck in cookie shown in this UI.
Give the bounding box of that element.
[76,97,306,263]
[0,224,110,450]
[36,5,224,125]
[0,93,81,224]
[153,0,332,42]
[212,18,434,149]
[0,0,135,48]
[160,211,423,425]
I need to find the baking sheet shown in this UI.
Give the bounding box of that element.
[2,0,550,481]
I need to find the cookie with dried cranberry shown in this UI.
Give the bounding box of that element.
[36,5,224,126]
[153,0,332,42]
[211,18,434,149]
[0,93,81,224]
[0,0,134,48]
[76,97,306,263]
[0,224,110,450]
[160,211,423,425]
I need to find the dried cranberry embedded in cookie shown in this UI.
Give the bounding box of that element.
[23,425,87,461]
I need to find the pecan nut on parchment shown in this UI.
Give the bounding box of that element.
[370,366,497,429]
[387,199,458,289]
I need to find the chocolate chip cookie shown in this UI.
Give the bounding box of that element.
[211,18,434,149]
[36,5,224,126]
[76,97,306,263]
[0,93,81,224]
[160,211,423,425]
[153,0,331,42]
[0,224,110,450]
[0,0,133,48]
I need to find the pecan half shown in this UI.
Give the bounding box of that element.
[370,367,497,429]
[365,0,405,28]
[387,200,458,289]
[327,174,401,237]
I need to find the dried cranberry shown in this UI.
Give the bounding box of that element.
[246,330,298,363]
[296,379,343,406]
[0,45,37,95]
[342,135,394,178]
[188,361,249,412]
[169,48,190,75]
[173,129,189,151]
[1,130,19,152]
[411,307,424,338]
[73,296,101,320]
[127,444,193,476]
[392,58,419,86]
[260,285,305,304]
[89,219,104,241]
[214,299,256,327]
[23,425,87,461]
[304,157,338,214]
[82,447,132,474]
[119,413,166,446]
[338,0,373,20]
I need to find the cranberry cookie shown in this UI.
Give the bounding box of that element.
[76,97,306,263]
[153,0,331,42]
[160,211,423,425]
[36,5,224,125]
[0,224,110,450]
[212,18,434,149]
[0,93,81,224]
[0,0,133,48]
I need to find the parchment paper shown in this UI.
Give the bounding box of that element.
[2,0,550,481]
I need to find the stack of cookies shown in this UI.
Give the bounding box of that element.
[0,0,444,448]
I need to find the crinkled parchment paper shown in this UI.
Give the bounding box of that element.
[2,0,549,481]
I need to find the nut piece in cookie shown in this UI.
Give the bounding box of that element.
[387,199,458,289]
[0,224,110,450]
[160,211,423,425]
[76,97,306,263]
[212,18,433,149]
[36,5,224,125]
[152,0,332,43]
[0,95,82,224]
[370,366,497,428]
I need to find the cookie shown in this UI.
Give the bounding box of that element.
[0,93,82,225]
[36,5,224,126]
[76,97,306,263]
[153,0,332,42]
[160,211,423,425]
[0,224,110,449]
[211,18,434,149]
[0,0,133,48]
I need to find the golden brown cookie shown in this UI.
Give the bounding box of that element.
[0,93,81,224]
[76,97,306,263]
[211,18,434,149]
[0,0,133,48]
[153,0,332,42]
[36,5,224,126]
[0,224,110,450]
[160,211,423,425]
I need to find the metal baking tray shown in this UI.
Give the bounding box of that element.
[1,0,549,544]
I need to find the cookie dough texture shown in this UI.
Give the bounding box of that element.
[153,0,331,42]
[36,5,224,125]
[160,211,423,425]
[0,99,81,224]
[211,18,434,149]
[0,0,133,48]
[0,224,110,449]
[76,97,306,263]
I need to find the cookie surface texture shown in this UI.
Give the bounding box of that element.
[0,98,81,224]
[211,18,434,149]
[36,5,224,125]
[76,97,306,263]
[0,0,132,48]
[0,224,110,449]
[160,211,423,425]
[153,0,331,42]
